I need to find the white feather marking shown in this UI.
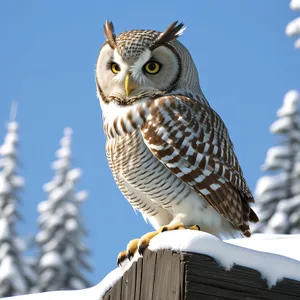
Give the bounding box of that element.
[177,26,186,37]
[175,131,183,139]
[157,127,167,136]
[203,169,211,176]
[213,146,219,155]
[124,117,133,132]
[102,99,150,136]
[196,153,204,164]
[186,145,195,156]
[167,161,180,168]
[203,133,210,143]
[150,144,164,150]
[112,50,128,82]
[221,166,227,177]
[131,49,152,85]
[210,183,221,190]
[181,167,192,174]
[164,152,178,161]
[182,138,190,148]
[204,144,210,153]
[218,178,226,184]
[194,174,206,183]
[161,130,170,142]
[200,188,210,195]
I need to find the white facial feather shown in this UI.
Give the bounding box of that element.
[130,49,151,85]
[112,50,128,83]
[97,44,180,100]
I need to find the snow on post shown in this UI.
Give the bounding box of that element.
[253,90,300,234]
[34,128,92,292]
[286,0,300,48]
[0,118,37,297]
[5,231,300,300]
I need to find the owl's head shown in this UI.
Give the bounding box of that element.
[95,21,201,105]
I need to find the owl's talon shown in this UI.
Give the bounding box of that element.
[127,251,133,260]
[161,226,168,232]
[138,245,144,255]
[126,238,139,256]
[116,238,139,266]
[117,256,123,267]
[117,250,127,267]
[189,224,201,231]
[117,223,202,267]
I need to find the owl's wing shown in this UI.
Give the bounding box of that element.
[141,95,258,236]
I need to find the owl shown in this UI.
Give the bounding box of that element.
[95,21,259,264]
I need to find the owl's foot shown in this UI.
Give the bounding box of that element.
[117,238,139,266]
[117,223,200,266]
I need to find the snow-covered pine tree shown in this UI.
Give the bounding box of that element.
[0,115,36,297]
[286,0,300,49]
[34,128,91,292]
[253,90,300,234]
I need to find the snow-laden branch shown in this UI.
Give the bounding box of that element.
[262,145,291,171]
[286,17,300,36]
[287,1,300,48]
[291,0,300,11]
[277,90,299,117]
[255,174,288,197]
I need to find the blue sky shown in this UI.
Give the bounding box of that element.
[0,0,299,285]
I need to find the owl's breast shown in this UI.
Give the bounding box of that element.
[101,99,151,139]
[106,128,192,214]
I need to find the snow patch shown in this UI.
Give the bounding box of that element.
[0,220,10,239]
[75,191,88,202]
[0,174,10,195]
[67,168,81,182]
[149,231,300,288]
[40,252,63,268]
[6,231,300,300]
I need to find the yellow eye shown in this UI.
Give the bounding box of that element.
[111,63,121,74]
[144,61,161,74]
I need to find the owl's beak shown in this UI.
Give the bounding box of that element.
[125,73,138,97]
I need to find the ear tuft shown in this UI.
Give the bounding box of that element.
[104,20,117,49]
[150,21,185,50]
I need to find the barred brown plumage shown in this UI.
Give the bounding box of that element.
[96,20,259,246]
[141,95,257,236]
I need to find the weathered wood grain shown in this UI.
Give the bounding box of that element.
[102,249,300,300]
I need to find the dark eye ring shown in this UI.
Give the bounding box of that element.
[144,61,161,74]
[111,63,121,74]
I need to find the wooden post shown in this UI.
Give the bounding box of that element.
[103,249,300,299]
